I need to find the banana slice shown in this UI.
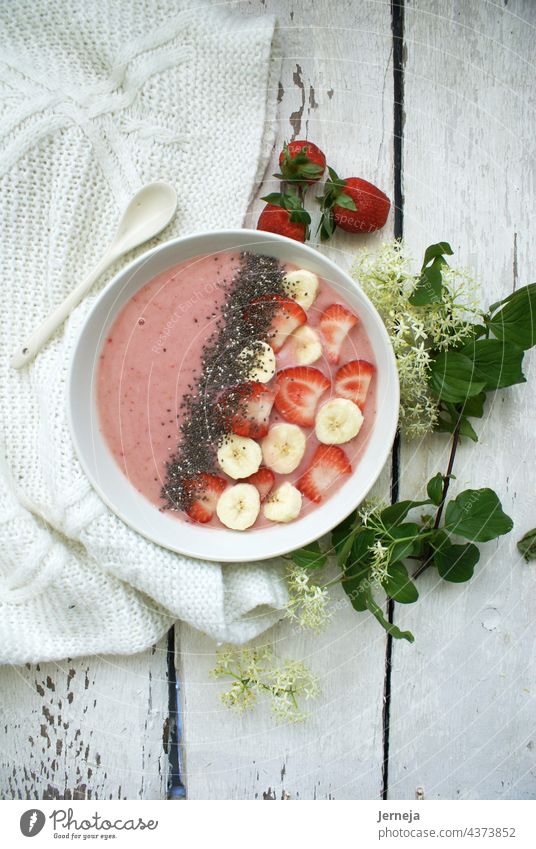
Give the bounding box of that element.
[261,423,306,474]
[263,482,302,523]
[290,325,323,365]
[238,340,276,383]
[282,269,319,310]
[217,483,260,530]
[315,398,363,445]
[217,434,262,479]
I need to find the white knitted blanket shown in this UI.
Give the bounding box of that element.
[0,0,289,665]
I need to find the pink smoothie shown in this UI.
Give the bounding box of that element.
[97,251,377,529]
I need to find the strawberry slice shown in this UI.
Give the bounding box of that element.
[245,293,306,352]
[334,360,375,409]
[242,467,275,501]
[297,445,352,503]
[319,303,358,364]
[219,382,275,439]
[185,473,227,523]
[274,366,330,427]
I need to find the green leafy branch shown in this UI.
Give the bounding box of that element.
[290,242,536,642]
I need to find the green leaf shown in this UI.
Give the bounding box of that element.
[363,589,414,642]
[433,541,480,582]
[487,283,536,350]
[380,500,429,528]
[444,488,513,542]
[334,192,357,211]
[290,540,327,570]
[342,529,375,605]
[388,523,421,562]
[458,415,478,442]
[517,528,536,562]
[384,562,419,603]
[332,511,357,544]
[461,339,526,390]
[408,260,443,306]
[318,210,335,241]
[289,207,312,226]
[421,241,453,269]
[429,351,487,403]
[462,392,486,418]
[427,473,444,506]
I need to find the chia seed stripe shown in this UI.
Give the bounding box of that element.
[161,252,285,511]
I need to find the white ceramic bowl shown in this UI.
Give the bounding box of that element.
[69,229,399,562]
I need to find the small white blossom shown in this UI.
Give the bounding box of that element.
[285,564,332,633]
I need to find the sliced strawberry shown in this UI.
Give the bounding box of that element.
[219,382,275,439]
[319,303,358,364]
[185,473,227,523]
[243,467,275,501]
[245,293,306,352]
[335,360,375,409]
[297,445,352,504]
[274,366,330,427]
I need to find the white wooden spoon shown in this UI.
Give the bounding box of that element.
[10,181,178,369]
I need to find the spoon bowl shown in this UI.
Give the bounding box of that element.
[111,181,178,258]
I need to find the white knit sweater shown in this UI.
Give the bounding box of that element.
[0,0,288,664]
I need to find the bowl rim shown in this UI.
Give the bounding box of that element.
[68,228,400,562]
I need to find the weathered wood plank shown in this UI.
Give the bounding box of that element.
[388,0,536,800]
[178,0,395,800]
[0,639,169,799]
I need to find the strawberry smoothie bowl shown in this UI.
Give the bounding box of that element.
[68,230,399,562]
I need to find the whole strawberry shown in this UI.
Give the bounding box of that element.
[257,191,311,242]
[275,140,326,185]
[318,168,390,239]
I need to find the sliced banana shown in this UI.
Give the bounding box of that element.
[315,398,363,445]
[217,483,260,530]
[282,269,319,310]
[289,325,323,365]
[261,423,306,474]
[238,340,276,383]
[263,482,302,523]
[217,434,262,479]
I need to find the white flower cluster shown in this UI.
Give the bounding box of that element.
[211,645,320,723]
[285,564,332,633]
[352,242,481,437]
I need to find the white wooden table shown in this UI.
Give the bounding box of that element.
[2,0,536,801]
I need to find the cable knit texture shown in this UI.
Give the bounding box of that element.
[0,0,288,665]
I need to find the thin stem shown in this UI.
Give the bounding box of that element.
[413,418,461,579]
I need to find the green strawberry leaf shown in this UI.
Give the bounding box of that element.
[333,192,357,211]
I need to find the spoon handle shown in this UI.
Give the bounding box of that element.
[10,254,114,369]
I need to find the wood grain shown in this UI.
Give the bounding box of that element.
[177,0,396,800]
[0,640,169,799]
[387,0,536,800]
